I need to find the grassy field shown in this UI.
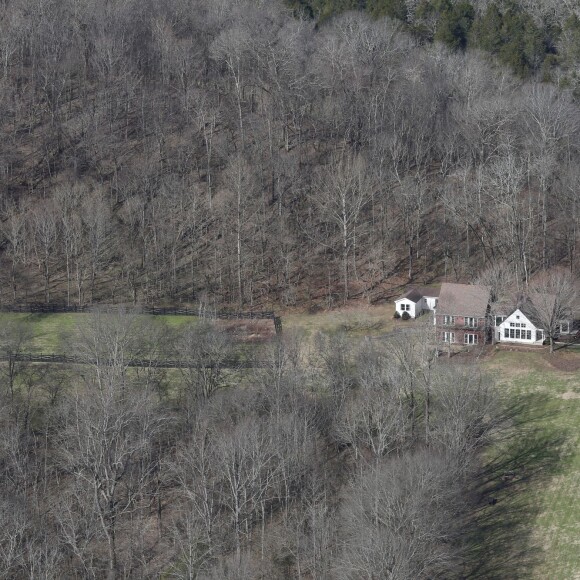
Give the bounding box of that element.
[0,312,198,353]
[283,301,400,336]
[470,350,580,579]
[0,301,406,352]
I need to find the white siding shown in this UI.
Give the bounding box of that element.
[395,293,439,319]
[497,309,544,345]
[395,299,418,318]
[424,296,438,310]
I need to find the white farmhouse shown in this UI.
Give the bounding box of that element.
[496,308,545,345]
[394,286,440,318]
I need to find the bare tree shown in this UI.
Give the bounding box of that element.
[0,497,30,578]
[81,192,113,302]
[54,183,84,306]
[484,149,533,285]
[431,364,499,463]
[1,202,30,302]
[29,201,59,304]
[0,318,34,420]
[221,154,258,307]
[336,450,466,580]
[169,419,221,576]
[213,418,282,560]
[523,84,580,269]
[334,340,406,461]
[177,321,232,406]
[60,309,164,579]
[312,154,372,302]
[528,268,578,352]
[476,260,516,304]
[387,319,438,444]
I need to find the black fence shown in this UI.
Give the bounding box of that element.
[0,303,282,332]
[0,303,88,314]
[0,353,265,369]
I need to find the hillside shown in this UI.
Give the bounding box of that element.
[0,0,579,310]
[290,0,580,82]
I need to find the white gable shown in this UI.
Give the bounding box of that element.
[498,309,540,332]
[497,308,545,345]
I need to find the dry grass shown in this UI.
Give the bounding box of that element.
[282,300,422,337]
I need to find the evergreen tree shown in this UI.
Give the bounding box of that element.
[367,0,407,21]
[435,1,474,49]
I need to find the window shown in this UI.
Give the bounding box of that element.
[443,315,455,326]
[526,330,531,340]
[465,317,475,327]
[515,329,520,339]
[443,332,455,343]
[400,303,410,311]
[434,299,438,308]
[464,333,478,344]
[504,329,509,339]
[496,316,505,325]
[536,330,543,342]
[510,322,515,327]
[560,321,570,333]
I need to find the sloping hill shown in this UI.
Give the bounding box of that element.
[0,0,578,310]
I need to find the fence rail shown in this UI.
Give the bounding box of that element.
[0,303,275,318]
[0,303,282,332]
[0,353,266,369]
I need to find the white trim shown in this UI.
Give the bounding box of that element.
[497,309,544,345]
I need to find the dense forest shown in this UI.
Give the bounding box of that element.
[0,310,499,578]
[0,0,579,309]
[290,0,580,81]
[0,1,577,576]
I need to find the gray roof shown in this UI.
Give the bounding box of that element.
[397,288,423,303]
[395,285,440,304]
[437,283,490,317]
[413,285,440,298]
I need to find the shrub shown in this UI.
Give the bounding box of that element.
[394,310,401,319]
[402,311,410,320]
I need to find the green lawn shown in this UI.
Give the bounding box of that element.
[471,350,580,579]
[0,312,197,353]
[0,302,412,352]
